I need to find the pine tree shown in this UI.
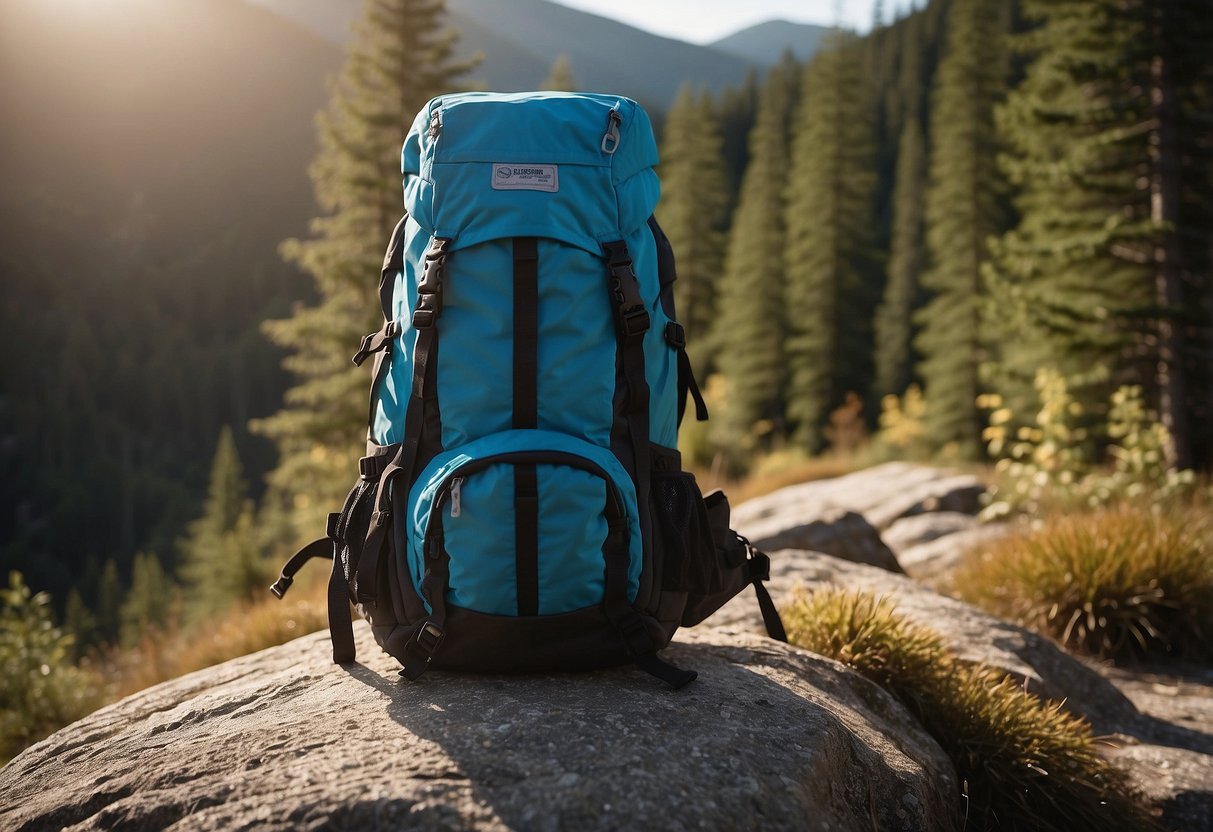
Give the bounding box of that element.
[62,589,96,656]
[179,427,264,621]
[95,559,123,645]
[119,552,176,647]
[657,84,728,370]
[710,54,800,461]
[914,0,1012,457]
[783,33,880,452]
[255,0,476,524]
[989,0,1213,469]
[873,114,927,400]
[541,54,577,91]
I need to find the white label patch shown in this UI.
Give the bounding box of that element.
[491,163,559,192]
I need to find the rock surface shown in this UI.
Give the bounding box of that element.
[710,548,1213,828]
[0,625,959,832]
[739,507,903,573]
[880,512,980,553]
[894,524,1013,582]
[732,463,986,538]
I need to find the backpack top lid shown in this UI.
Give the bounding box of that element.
[401,91,660,254]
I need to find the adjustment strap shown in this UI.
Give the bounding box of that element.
[742,543,787,643]
[401,523,451,680]
[635,654,698,690]
[378,214,409,321]
[676,346,709,425]
[328,545,357,664]
[268,537,334,599]
[351,320,401,367]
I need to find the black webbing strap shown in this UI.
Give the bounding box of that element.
[665,323,709,425]
[601,240,652,563]
[378,215,409,321]
[359,236,452,606]
[351,321,402,367]
[513,237,540,616]
[401,524,450,680]
[743,544,787,643]
[268,537,333,599]
[515,465,539,616]
[513,237,538,428]
[636,654,698,689]
[328,548,357,664]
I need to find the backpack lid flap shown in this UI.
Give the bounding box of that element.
[402,92,660,253]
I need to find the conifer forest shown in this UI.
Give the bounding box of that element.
[1,0,1211,732]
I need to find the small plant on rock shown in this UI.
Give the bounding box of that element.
[783,587,1159,832]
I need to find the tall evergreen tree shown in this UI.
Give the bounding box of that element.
[783,33,880,452]
[989,0,1213,469]
[178,427,263,621]
[710,54,800,460]
[255,0,475,524]
[95,559,123,645]
[873,114,927,400]
[119,552,176,647]
[657,84,728,370]
[914,0,1012,457]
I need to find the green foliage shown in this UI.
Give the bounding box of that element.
[710,54,800,466]
[981,371,1196,519]
[915,0,1013,458]
[0,573,103,765]
[179,428,268,623]
[120,552,177,648]
[783,33,880,453]
[873,115,926,401]
[784,587,1159,832]
[658,84,728,371]
[986,0,1213,471]
[954,504,1213,663]
[255,0,477,530]
[96,558,124,645]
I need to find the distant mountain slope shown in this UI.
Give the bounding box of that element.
[247,0,759,110]
[0,0,341,593]
[710,20,831,65]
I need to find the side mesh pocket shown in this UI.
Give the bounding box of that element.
[679,489,753,627]
[652,471,719,594]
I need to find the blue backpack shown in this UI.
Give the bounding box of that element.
[272,92,784,688]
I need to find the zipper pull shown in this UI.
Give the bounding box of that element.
[601,108,622,154]
[428,109,442,139]
[449,477,464,518]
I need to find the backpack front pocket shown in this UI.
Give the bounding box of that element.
[405,430,641,617]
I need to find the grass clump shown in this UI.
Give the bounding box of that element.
[952,504,1213,663]
[784,587,1159,832]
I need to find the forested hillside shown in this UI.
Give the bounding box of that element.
[0,0,340,602]
[2,0,1210,682]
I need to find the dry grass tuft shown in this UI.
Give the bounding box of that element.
[783,587,1160,831]
[951,503,1213,662]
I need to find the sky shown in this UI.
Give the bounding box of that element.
[551,0,884,44]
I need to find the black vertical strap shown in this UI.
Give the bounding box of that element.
[513,237,539,428]
[514,465,539,616]
[379,215,409,320]
[401,521,451,680]
[359,237,451,607]
[602,241,652,588]
[512,237,540,616]
[328,543,357,664]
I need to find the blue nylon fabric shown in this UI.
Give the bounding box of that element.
[372,217,429,445]
[405,430,641,613]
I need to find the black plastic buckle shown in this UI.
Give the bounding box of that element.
[413,621,445,657]
[748,551,772,583]
[358,455,385,481]
[351,332,376,366]
[412,293,440,328]
[621,304,651,337]
[371,509,391,528]
[665,321,686,349]
[269,575,293,599]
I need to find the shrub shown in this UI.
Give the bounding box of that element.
[0,572,105,764]
[783,587,1159,832]
[952,504,1213,662]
